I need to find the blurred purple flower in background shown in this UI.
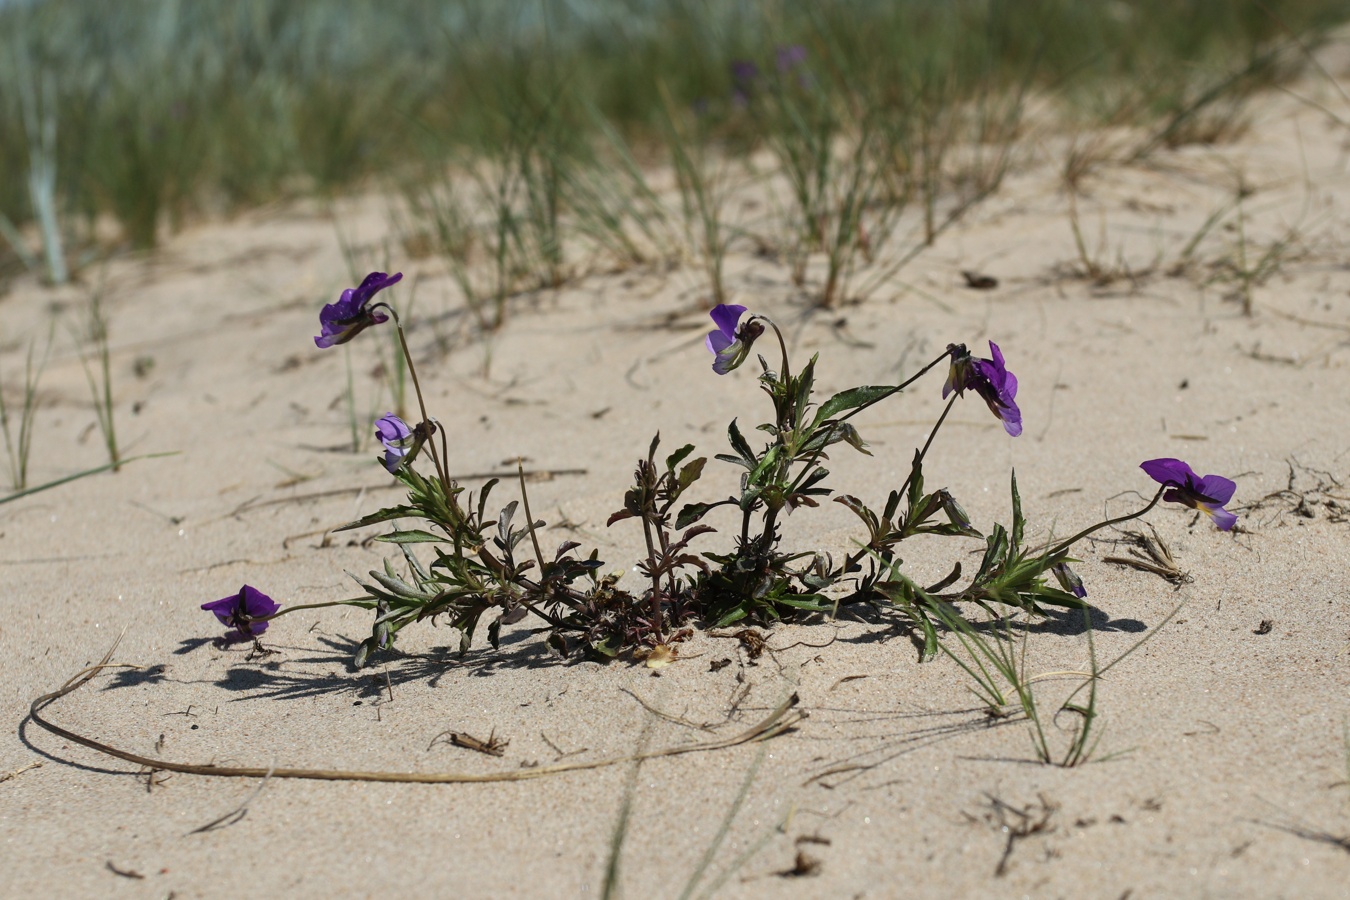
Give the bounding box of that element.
[1140,458,1238,530]
[201,585,280,643]
[944,342,1022,437]
[730,59,759,107]
[731,59,760,87]
[375,412,414,473]
[775,44,808,72]
[314,271,402,348]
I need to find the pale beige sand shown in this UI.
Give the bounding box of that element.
[1,77,1349,899]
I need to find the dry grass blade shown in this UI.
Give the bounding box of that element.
[620,688,717,732]
[27,643,805,785]
[427,730,510,757]
[0,760,42,783]
[187,762,276,834]
[1103,525,1189,585]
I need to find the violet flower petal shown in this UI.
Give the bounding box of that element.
[706,330,734,355]
[375,412,414,474]
[709,304,746,341]
[1141,458,1238,531]
[775,44,808,72]
[1140,458,1195,487]
[1194,474,1237,506]
[202,585,279,639]
[314,272,402,348]
[1204,505,1239,531]
[1051,562,1087,599]
[712,344,742,375]
[706,304,756,375]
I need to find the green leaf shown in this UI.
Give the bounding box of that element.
[727,418,756,466]
[375,530,444,544]
[713,606,749,627]
[1010,470,1024,550]
[775,594,830,611]
[665,443,695,472]
[812,384,895,425]
[676,457,706,490]
[475,478,499,527]
[797,466,830,494]
[714,453,753,470]
[834,494,879,535]
[748,443,782,486]
[1035,587,1089,609]
[676,502,716,529]
[369,569,438,602]
[334,505,419,532]
[792,354,818,429]
[906,451,924,512]
[977,524,1009,581]
[587,633,618,658]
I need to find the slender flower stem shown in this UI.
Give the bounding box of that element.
[1045,484,1170,558]
[895,394,957,500]
[257,599,373,622]
[516,460,547,573]
[375,304,450,490]
[841,393,956,573]
[764,319,792,386]
[842,349,952,424]
[640,514,664,638]
[783,349,953,499]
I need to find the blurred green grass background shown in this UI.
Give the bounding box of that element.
[0,0,1345,280]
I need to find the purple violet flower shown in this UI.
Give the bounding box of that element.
[314,271,402,349]
[1051,562,1087,598]
[730,60,759,108]
[201,585,280,643]
[944,342,1022,437]
[1140,458,1238,531]
[705,304,762,375]
[375,412,414,473]
[775,44,808,72]
[731,59,760,88]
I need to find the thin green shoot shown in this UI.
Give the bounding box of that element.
[678,742,768,900]
[600,760,642,900]
[0,451,178,507]
[76,282,119,471]
[0,324,52,490]
[1056,606,1103,768]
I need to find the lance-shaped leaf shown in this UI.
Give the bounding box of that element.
[810,384,895,426]
[375,530,445,544]
[676,457,706,491]
[335,504,420,533]
[726,419,757,468]
[676,501,718,529]
[665,443,695,472]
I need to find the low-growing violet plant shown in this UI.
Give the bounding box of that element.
[202,278,1238,668]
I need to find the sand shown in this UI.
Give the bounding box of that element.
[1,74,1349,898]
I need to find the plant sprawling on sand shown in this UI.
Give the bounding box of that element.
[202,275,1239,677]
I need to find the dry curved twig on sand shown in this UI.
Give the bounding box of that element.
[27,637,805,785]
